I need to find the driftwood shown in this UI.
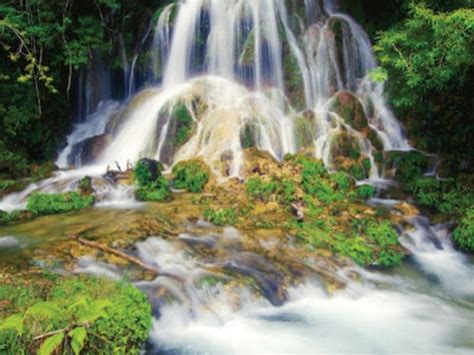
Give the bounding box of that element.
[68,235,159,276]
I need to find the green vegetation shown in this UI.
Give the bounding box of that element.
[356,184,377,200]
[172,159,210,193]
[204,207,238,226]
[0,0,175,184]
[375,3,474,168]
[173,102,195,146]
[387,151,429,184]
[453,208,474,252]
[246,177,278,203]
[134,159,170,202]
[26,192,94,216]
[0,276,151,355]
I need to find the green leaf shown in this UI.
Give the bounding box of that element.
[0,314,24,334]
[38,332,64,355]
[69,327,87,355]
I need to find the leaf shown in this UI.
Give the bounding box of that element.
[38,332,64,355]
[0,314,24,334]
[77,299,111,324]
[69,327,87,355]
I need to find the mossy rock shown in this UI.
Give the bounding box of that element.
[330,130,362,162]
[330,91,368,131]
[172,159,210,193]
[70,134,112,166]
[294,111,316,150]
[240,122,260,149]
[134,158,170,202]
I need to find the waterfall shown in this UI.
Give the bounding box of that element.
[53,0,411,177]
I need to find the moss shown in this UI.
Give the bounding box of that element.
[203,207,237,226]
[134,159,170,202]
[330,91,368,131]
[78,176,94,196]
[26,192,95,216]
[246,177,278,203]
[330,172,353,191]
[356,184,377,200]
[330,131,362,161]
[0,275,151,354]
[240,123,259,149]
[173,102,195,146]
[294,113,315,149]
[172,159,210,193]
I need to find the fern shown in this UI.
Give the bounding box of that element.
[38,332,64,355]
[0,314,24,334]
[25,301,60,319]
[69,327,87,355]
[77,299,111,324]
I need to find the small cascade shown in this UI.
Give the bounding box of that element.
[400,217,474,296]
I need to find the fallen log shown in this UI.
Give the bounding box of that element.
[68,235,159,276]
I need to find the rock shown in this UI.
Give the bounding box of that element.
[329,91,368,131]
[294,110,316,150]
[71,134,111,166]
[394,202,420,218]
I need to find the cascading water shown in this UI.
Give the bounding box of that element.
[53,0,410,178]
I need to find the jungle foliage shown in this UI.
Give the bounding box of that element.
[0,275,152,355]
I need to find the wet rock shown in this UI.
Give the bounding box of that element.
[294,111,316,150]
[71,134,112,165]
[222,252,288,306]
[329,91,368,131]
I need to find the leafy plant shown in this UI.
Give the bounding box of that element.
[26,192,94,216]
[203,208,237,226]
[172,159,210,193]
[0,276,151,354]
[356,184,377,200]
[246,177,278,202]
[453,208,474,252]
[134,159,170,202]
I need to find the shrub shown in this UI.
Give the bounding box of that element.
[26,192,94,216]
[0,276,151,355]
[453,208,474,252]
[203,208,237,226]
[356,184,377,200]
[387,151,428,183]
[134,159,170,202]
[172,159,210,193]
[330,172,352,191]
[135,177,170,202]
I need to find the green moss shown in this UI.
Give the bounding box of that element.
[78,176,94,195]
[134,159,170,202]
[356,185,377,200]
[172,159,210,193]
[294,114,315,149]
[0,276,151,355]
[26,192,94,216]
[246,177,278,202]
[330,172,353,191]
[453,208,474,252]
[135,177,170,202]
[203,208,237,226]
[173,102,194,146]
